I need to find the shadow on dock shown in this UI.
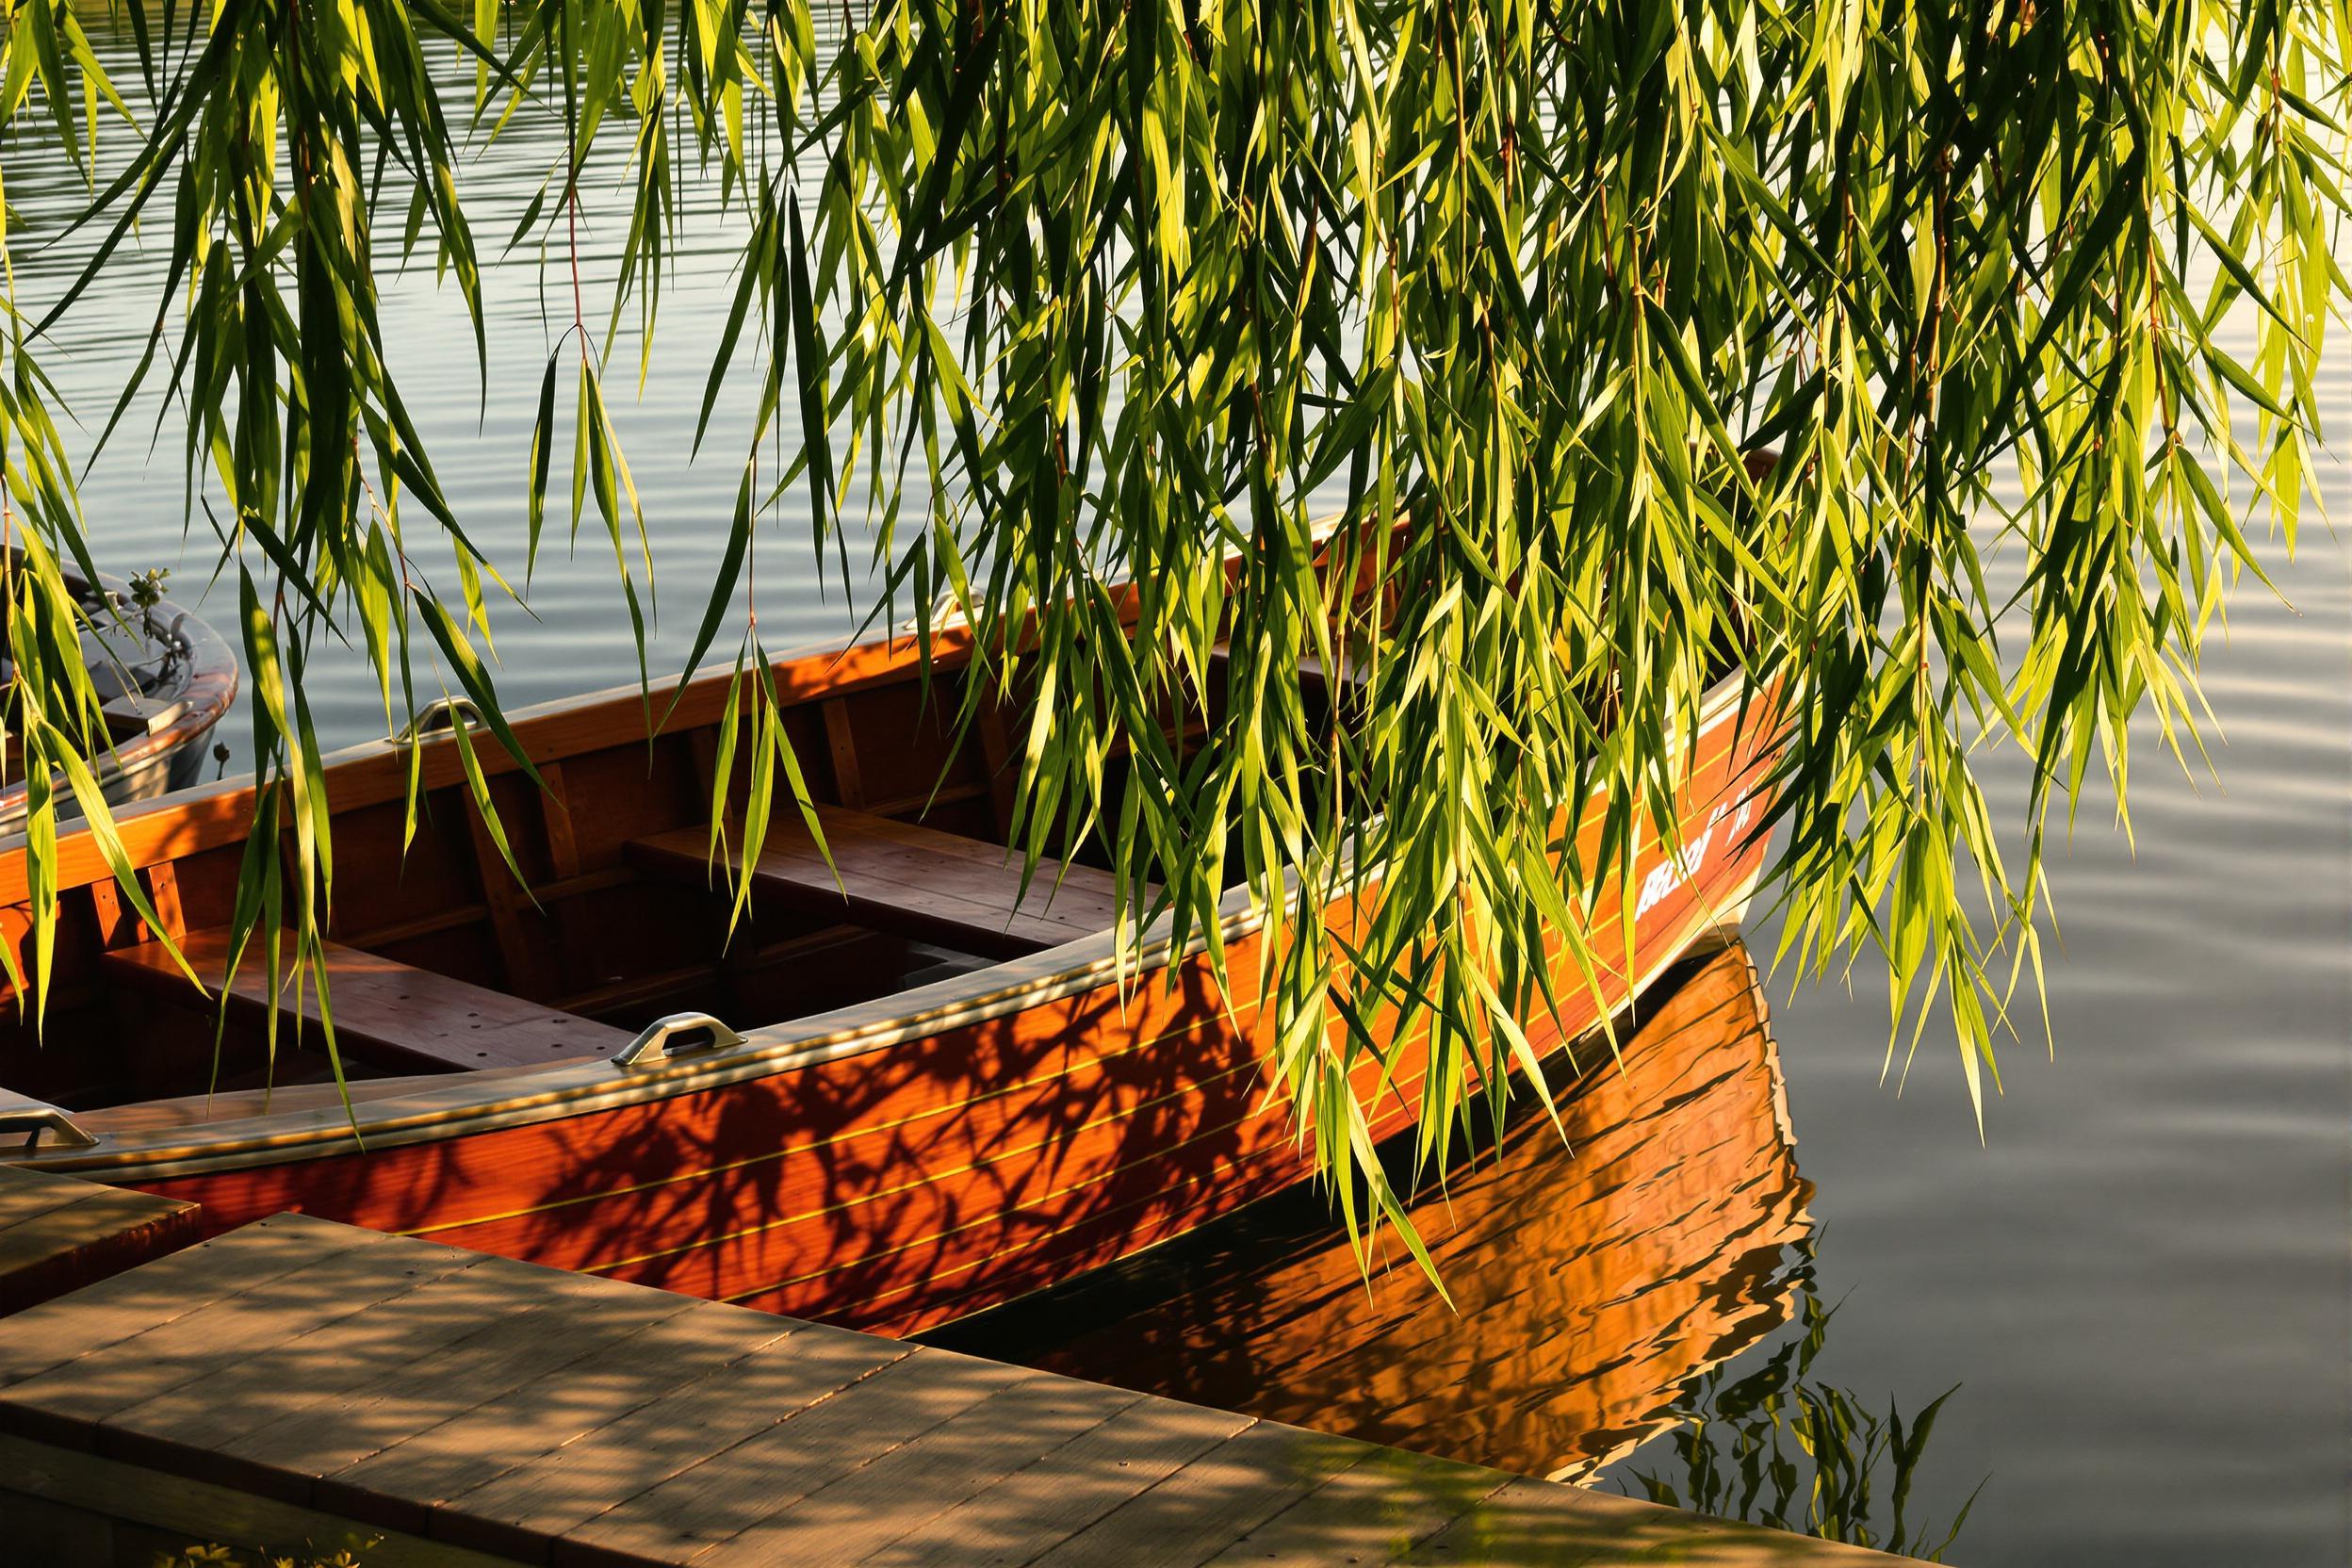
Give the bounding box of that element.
[0,1216,1924,1565]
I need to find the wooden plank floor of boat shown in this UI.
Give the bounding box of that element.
[0,1213,1920,1567]
[0,1162,199,1316]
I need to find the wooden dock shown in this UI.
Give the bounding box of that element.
[0,1213,1921,1566]
[0,1159,198,1316]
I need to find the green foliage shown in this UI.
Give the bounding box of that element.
[1,0,2346,1246]
[127,566,170,614]
[160,1547,365,1568]
[1622,1285,1983,1560]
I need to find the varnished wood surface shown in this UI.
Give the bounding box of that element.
[0,1164,198,1315]
[106,925,629,1074]
[0,1213,1919,1566]
[630,805,1138,960]
[71,702,1775,1339]
[3,603,1781,1343]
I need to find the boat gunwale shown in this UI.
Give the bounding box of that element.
[0,616,983,899]
[12,653,1776,1179]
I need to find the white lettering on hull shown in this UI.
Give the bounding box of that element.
[1635,798,1752,920]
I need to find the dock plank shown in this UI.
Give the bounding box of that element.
[0,1164,199,1315]
[1194,1445,1514,1568]
[0,1167,106,1230]
[1024,1422,1375,1568]
[3,1224,442,1450]
[0,1214,375,1388]
[0,1219,407,1436]
[707,1370,1143,1568]
[231,1260,698,1510]
[96,1246,506,1491]
[438,1315,906,1560]
[323,1296,804,1534]
[560,1349,1034,1567]
[0,1217,1926,1568]
[862,1395,1258,1568]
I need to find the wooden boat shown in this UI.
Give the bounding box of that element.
[0,592,1783,1336]
[0,563,237,831]
[931,940,1813,1481]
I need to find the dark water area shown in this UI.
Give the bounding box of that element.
[7,18,2350,1565]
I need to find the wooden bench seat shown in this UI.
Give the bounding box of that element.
[106,926,628,1075]
[1206,637,1368,693]
[629,805,1141,960]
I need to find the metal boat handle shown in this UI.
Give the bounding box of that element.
[389,696,485,746]
[0,1098,100,1152]
[898,585,972,636]
[613,1012,746,1070]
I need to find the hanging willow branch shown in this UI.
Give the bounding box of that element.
[0,0,2344,1236]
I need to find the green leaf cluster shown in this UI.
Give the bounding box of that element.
[0,0,2344,1249]
[1624,1281,1983,1560]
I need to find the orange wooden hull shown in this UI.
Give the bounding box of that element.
[103,692,1778,1336]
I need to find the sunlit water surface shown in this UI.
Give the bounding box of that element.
[7,21,2348,1566]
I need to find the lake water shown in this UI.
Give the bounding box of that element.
[7,19,2349,1565]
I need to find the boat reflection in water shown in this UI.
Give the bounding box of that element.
[934,939,1812,1480]
[940,939,1979,1558]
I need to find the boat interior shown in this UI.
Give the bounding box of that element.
[0,641,1348,1135]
